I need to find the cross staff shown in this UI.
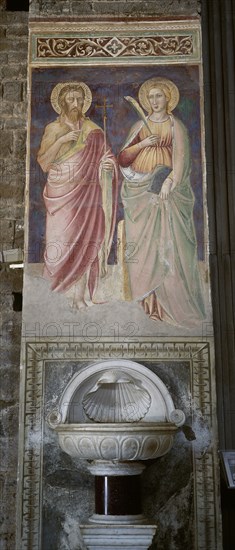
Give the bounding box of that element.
[96,97,114,153]
[96,97,114,278]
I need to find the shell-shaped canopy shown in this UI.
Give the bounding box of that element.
[82,370,151,423]
[51,360,185,427]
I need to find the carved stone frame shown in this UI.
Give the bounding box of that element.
[17,338,221,550]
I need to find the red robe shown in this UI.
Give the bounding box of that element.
[38,118,118,299]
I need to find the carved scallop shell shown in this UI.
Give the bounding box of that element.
[82,370,151,423]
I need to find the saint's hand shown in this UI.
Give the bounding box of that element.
[159,177,173,200]
[100,154,114,172]
[101,161,114,172]
[59,131,81,144]
[139,134,160,148]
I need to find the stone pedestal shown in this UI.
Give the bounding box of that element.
[80,524,157,550]
[81,461,157,550]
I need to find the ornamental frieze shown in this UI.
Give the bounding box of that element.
[37,35,193,58]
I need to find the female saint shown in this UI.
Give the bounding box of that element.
[119,77,206,326]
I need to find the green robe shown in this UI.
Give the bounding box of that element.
[120,117,206,327]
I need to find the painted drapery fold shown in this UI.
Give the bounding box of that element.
[38,121,118,298]
[120,117,206,327]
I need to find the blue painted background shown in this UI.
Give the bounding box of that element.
[29,65,204,262]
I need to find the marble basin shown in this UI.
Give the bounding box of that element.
[48,360,185,463]
[54,421,180,461]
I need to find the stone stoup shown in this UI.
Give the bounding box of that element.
[0,1,203,550]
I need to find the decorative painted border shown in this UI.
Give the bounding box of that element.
[36,34,193,59]
[29,20,201,65]
[17,338,221,550]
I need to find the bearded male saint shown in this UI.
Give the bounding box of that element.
[37,82,118,309]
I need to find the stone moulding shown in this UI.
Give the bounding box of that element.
[80,524,157,550]
[16,338,221,550]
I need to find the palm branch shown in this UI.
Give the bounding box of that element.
[124,96,151,133]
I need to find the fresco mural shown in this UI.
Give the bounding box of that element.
[27,63,209,333]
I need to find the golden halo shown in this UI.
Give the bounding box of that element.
[138,77,180,114]
[50,81,92,114]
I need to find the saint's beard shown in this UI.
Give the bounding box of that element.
[62,105,83,123]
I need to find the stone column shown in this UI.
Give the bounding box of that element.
[88,461,145,524]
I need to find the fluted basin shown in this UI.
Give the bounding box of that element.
[54,422,180,461]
